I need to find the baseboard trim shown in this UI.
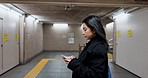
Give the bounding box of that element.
[22,51,43,64]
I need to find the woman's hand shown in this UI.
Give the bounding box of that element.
[64,56,75,64]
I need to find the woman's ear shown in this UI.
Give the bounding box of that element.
[92,29,96,34]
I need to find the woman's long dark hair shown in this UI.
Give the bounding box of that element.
[82,15,109,46]
[82,15,106,41]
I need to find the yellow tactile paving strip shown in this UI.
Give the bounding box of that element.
[24,54,112,78]
[24,59,63,78]
[108,53,113,59]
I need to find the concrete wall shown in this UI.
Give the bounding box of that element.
[35,21,43,54]
[24,16,43,62]
[115,8,148,78]
[43,23,86,51]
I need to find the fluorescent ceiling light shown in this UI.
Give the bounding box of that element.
[0,4,24,16]
[53,23,68,29]
[0,4,10,10]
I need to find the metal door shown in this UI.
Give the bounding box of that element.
[3,12,19,71]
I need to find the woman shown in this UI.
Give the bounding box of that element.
[64,15,109,78]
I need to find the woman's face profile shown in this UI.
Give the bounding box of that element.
[81,23,96,40]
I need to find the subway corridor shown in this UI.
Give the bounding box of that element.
[0,52,140,78]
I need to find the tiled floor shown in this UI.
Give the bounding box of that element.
[0,52,140,78]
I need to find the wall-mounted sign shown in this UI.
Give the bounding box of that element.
[68,33,74,44]
[127,29,133,37]
[15,34,19,40]
[117,31,121,37]
[3,34,9,42]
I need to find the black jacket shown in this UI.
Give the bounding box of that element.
[68,36,108,78]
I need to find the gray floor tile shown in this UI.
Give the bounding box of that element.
[0,52,140,78]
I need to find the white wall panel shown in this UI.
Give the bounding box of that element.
[0,6,20,74]
[115,8,148,78]
[0,18,3,74]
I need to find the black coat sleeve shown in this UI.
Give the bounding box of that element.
[67,44,108,78]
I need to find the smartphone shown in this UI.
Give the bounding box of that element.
[61,55,69,59]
